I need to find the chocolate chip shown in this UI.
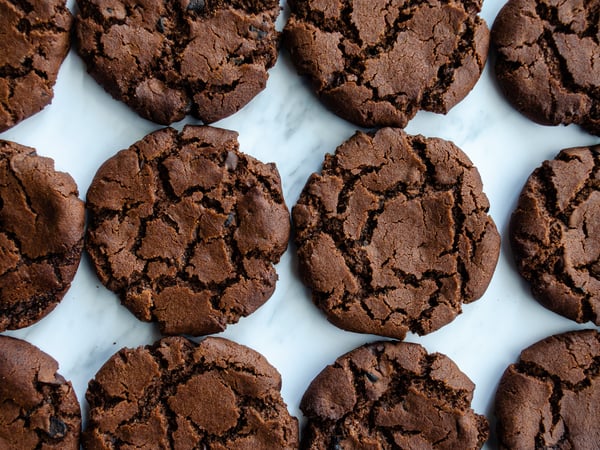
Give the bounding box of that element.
[48,417,68,438]
[224,211,235,227]
[157,17,165,33]
[365,372,379,382]
[249,25,268,40]
[187,0,205,13]
[225,151,238,170]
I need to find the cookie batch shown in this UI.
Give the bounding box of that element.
[0,0,599,448]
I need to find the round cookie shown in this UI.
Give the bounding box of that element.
[0,0,72,132]
[293,128,500,339]
[283,0,489,128]
[85,125,290,336]
[83,336,299,449]
[0,140,85,332]
[495,329,600,449]
[75,0,280,125]
[0,335,81,449]
[301,340,488,449]
[492,0,600,135]
[511,145,600,324]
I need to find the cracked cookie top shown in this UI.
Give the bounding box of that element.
[75,0,280,125]
[0,335,81,449]
[300,340,488,449]
[283,0,489,128]
[83,336,299,449]
[511,145,600,325]
[293,128,500,340]
[492,0,600,136]
[0,0,72,132]
[85,125,290,336]
[495,329,600,449]
[0,140,85,332]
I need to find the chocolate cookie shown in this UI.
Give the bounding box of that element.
[75,0,280,125]
[492,0,600,135]
[301,340,488,449]
[283,0,489,128]
[0,335,81,449]
[495,329,600,449]
[511,146,600,324]
[293,128,500,339]
[83,336,298,449]
[85,125,290,336]
[0,0,72,132]
[0,140,85,331]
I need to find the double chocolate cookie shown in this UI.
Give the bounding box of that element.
[0,0,72,132]
[0,140,85,331]
[284,0,489,128]
[0,336,81,449]
[511,145,600,324]
[301,340,488,449]
[293,128,500,339]
[84,336,299,449]
[75,0,280,125]
[492,0,600,135]
[495,329,600,449]
[85,126,290,336]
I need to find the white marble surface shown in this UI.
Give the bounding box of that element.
[1,0,599,448]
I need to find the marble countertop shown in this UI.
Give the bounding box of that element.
[1,0,598,448]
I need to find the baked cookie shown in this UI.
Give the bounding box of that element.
[492,0,600,135]
[495,329,600,449]
[301,340,488,449]
[85,126,290,336]
[511,146,600,324]
[75,0,280,125]
[0,140,85,331]
[0,336,81,449]
[84,336,299,449]
[293,128,500,339]
[284,0,489,128]
[0,0,72,132]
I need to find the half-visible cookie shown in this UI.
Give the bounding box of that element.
[83,336,299,449]
[75,0,280,125]
[0,335,81,449]
[0,140,85,331]
[492,0,600,135]
[85,125,290,336]
[301,340,488,449]
[293,128,500,339]
[511,145,600,324]
[284,0,489,128]
[495,329,600,449]
[0,0,72,132]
